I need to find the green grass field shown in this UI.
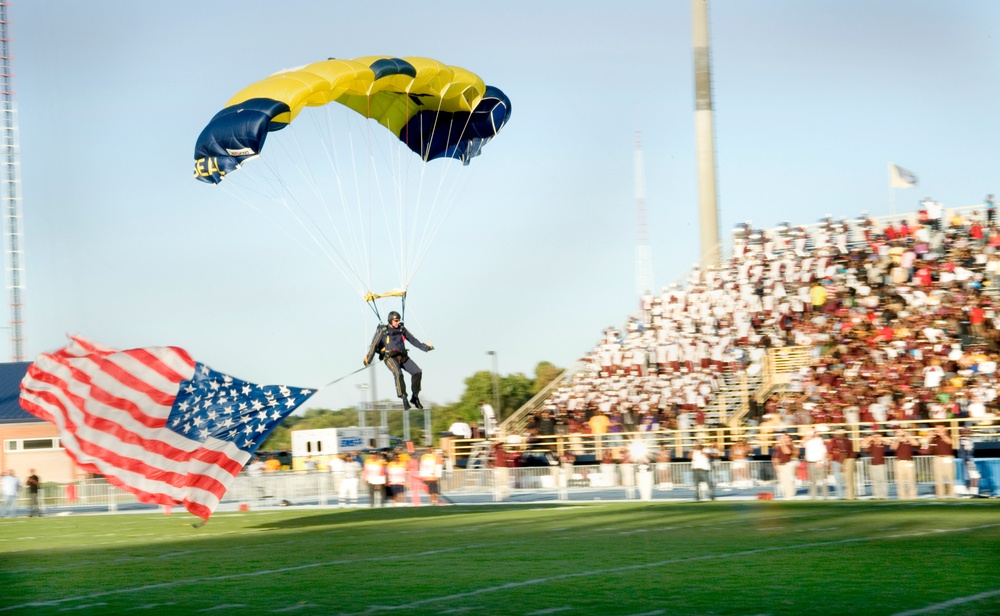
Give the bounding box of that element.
[2,501,999,615]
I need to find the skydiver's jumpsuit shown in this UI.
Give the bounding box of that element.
[364,323,431,400]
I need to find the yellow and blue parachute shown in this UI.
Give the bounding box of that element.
[194,56,511,184]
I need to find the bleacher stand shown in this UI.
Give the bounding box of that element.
[521,200,1000,456]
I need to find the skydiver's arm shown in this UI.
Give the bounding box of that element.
[400,326,433,352]
[364,326,386,365]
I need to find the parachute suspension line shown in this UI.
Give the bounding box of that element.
[310,106,379,304]
[400,96,482,289]
[216,155,369,299]
[361,108,409,299]
[361,97,408,306]
[259,136,370,298]
[306,108,362,281]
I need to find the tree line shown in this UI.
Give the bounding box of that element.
[259,362,561,450]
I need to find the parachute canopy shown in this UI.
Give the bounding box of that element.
[194,56,512,184]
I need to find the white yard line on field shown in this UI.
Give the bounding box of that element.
[4,521,996,614]
[337,523,1000,615]
[889,588,1000,616]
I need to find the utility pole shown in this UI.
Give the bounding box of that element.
[692,0,721,268]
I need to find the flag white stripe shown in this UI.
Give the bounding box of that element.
[21,336,313,519]
[22,381,243,506]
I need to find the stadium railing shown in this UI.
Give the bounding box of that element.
[10,417,996,515]
[12,450,995,515]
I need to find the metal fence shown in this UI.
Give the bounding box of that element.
[4,455,993,516]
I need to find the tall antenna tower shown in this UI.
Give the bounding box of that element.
[0,1,24,361]
[634,131,654,296]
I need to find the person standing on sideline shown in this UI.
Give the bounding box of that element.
[338,454,362,507]
[1,469,20,517]
[363,452,387,507]
[802,430,829,500]
[363,311,433,410]
[929,424,956,498]
[729,438,752,489]
[828,429,856,499]
[958,428,980,497]
[861,431,890,500]
[892,428,920,500]
[419,449,445,505]
[771,433,798,500]
[26,469,40,517]
[490,440,511,500]
[690,443,715,501]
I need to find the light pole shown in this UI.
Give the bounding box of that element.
[486,350,500,420]
[356,383,369,428]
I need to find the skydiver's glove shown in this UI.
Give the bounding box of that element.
[363,357,369,366]
[428,345,435,351]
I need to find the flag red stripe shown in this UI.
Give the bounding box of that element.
[124,346,195,382]
[20,395,233,518]
[22,382,245,478]
[20,336,309,521]
[88,353,183,410]
[31,353,170,430]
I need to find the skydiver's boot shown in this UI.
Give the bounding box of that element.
[401,396,411,411]
[411,394,423,409]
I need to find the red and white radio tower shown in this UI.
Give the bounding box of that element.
[0,1,25,361]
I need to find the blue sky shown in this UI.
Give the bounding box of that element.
[13,1,1000,412]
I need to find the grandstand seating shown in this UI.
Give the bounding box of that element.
[492,201,1000,459]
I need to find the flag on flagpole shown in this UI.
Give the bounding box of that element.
[890,163,918,188]
[19,336,314,520]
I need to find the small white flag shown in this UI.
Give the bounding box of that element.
[890,163,918,188]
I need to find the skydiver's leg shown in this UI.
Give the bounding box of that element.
[384,357,407,398]
[402,358,423,396]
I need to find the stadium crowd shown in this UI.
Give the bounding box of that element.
[528,197,1000,449]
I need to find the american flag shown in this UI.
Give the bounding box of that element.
[19,336,314,520]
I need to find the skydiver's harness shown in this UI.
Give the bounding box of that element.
[377,328,409,363]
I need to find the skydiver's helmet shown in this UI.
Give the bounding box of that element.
[387,311,402,324]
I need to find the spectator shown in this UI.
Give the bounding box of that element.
[802,429,829,500]
[928,424,956,498]
[861,431,890,500]
[772,433,798,500]
[892,428,920,500]
[418,449,444,506]
[729,438,752,489]
[957,427,980,497]
[447,417,473,440]
[0,469,19,517]
[827,429,856,500]
[385,453,408,505]
[26,470,40,517]
[589,410,610,453]
[690,443,715,501]
[264,454,281,472]
[491,440,511,500]
[339,453,362,507]
[363,452,387,507]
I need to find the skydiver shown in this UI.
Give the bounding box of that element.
[363,311,433,410]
